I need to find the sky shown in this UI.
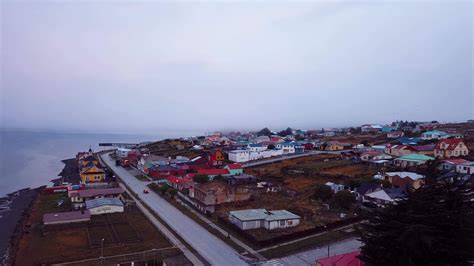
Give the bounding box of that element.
[1,1,473,134]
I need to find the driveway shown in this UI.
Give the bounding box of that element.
[101,153,248,266]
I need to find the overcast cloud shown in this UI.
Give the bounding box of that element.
[1,1,472,134]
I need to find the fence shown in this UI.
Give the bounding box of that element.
[217,216,362,248]
[55,247,180,266]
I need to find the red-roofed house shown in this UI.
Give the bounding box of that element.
[166,175,194,190]
[316,251,364,266]
[434,139,469,158]
[440,158,471,171]
[196,168,230,179]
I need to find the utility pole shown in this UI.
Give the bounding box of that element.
[100,238,105,266]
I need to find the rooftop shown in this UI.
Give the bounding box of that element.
[229,209,300,222]
[396,154,434,161]
[86,197,123,209]
[43,210,91,224]
[73,187,124,198]
[386,171,424,180]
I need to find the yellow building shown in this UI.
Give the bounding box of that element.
[80,162,106,183]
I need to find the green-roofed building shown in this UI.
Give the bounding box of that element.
[395,154,434,167]
[229,208,300,230]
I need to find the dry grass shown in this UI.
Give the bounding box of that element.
[15,193,172,265]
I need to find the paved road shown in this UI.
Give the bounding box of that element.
[101,154,248,266]
[261,238,361,266]
[242,150,344,168]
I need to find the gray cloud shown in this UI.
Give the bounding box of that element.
[1,1,472,134]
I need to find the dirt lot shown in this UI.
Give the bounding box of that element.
[15,192,174,265]
[214,155,362,241]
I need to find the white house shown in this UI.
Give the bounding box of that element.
[253,136,270,144]
[249,150,273,160]
[115,148,132,158]
[325,182,345,193]
[247,144,268,152]
[421,130,449,140]
[228,209,300,231]
[275,142,295,154]
[228,150,250,163]
[85,198,124,215]
[363,188,405,207]
[270,149,283,157]
[456,162,474,174]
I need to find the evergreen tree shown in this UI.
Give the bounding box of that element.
[258,127,272,136]
[358,181,474,266]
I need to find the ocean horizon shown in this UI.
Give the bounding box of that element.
[0,129,198,197]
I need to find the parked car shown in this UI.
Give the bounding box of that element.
[143,189,149,194]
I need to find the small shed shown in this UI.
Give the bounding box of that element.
[86,198,124,215]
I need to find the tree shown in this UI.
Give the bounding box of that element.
[381,179,392,188]
[313,184,333,201]
[358,181,474,266]
[333,190,356,209]
[194,174,209,184]
[258,127,272,137]
[278,127,293,137]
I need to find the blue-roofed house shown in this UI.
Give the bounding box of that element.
[275,142,296,154]
[394,154,434,167]
[398,137,421,145]
[86,198,124,215]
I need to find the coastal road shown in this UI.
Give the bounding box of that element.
[101,153,248,266]
[262,238,362,266]
[241,150,345,168]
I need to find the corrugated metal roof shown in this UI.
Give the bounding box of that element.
[86,197,123,209]
[43,210,91,224]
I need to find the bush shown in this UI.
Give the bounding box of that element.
[313,184,333,201]
[194,174,209,183]
[334,190,356,209]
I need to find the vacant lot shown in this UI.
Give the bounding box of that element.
[15,192,174,265]
[213,155,361,241]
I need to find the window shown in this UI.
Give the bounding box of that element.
[279,220,285,226]
[288,220,293,225]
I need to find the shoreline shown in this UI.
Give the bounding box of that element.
[0,186,43,265]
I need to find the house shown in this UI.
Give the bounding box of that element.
[398,137,421,145]
[228,209,300,231]
[325,182,345,193]
[387,131,404,138]
[384,144,417,157]
[166,175,194,190]
[302,143,314,150]
[69,187,124,208]
[115,148,131,158]
[412,144,435,156]
[363,188,406,206]
[275,142,295,154]
[196,168,230,179]
[421,130,449,140]
[224,174,257,186]
[253,136,270,144]
[294,144,305,153]
[434,139,469,158]
[224,164,243,176]
[360,151,383,161]
[440,159,471,171]
[228,150,250,163]
[372,153,393,161]
[137,155,169,174]
[361,124,383,132]
[394,154,434,167]
[385,172,425,189]
[248,144,268,152]
[326,142,351,151]
[355,182,381,201]
[127,150,142,166]
[316,251,364,266]
[382,126,398,132]
[148,164,188,178]
[86,197,124,215]
[191,181,251,213]
[456,162,474,174]
[79,161,106,183]
[43,210,91,225]
[270,136,284,143]
[208,150,225,167]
